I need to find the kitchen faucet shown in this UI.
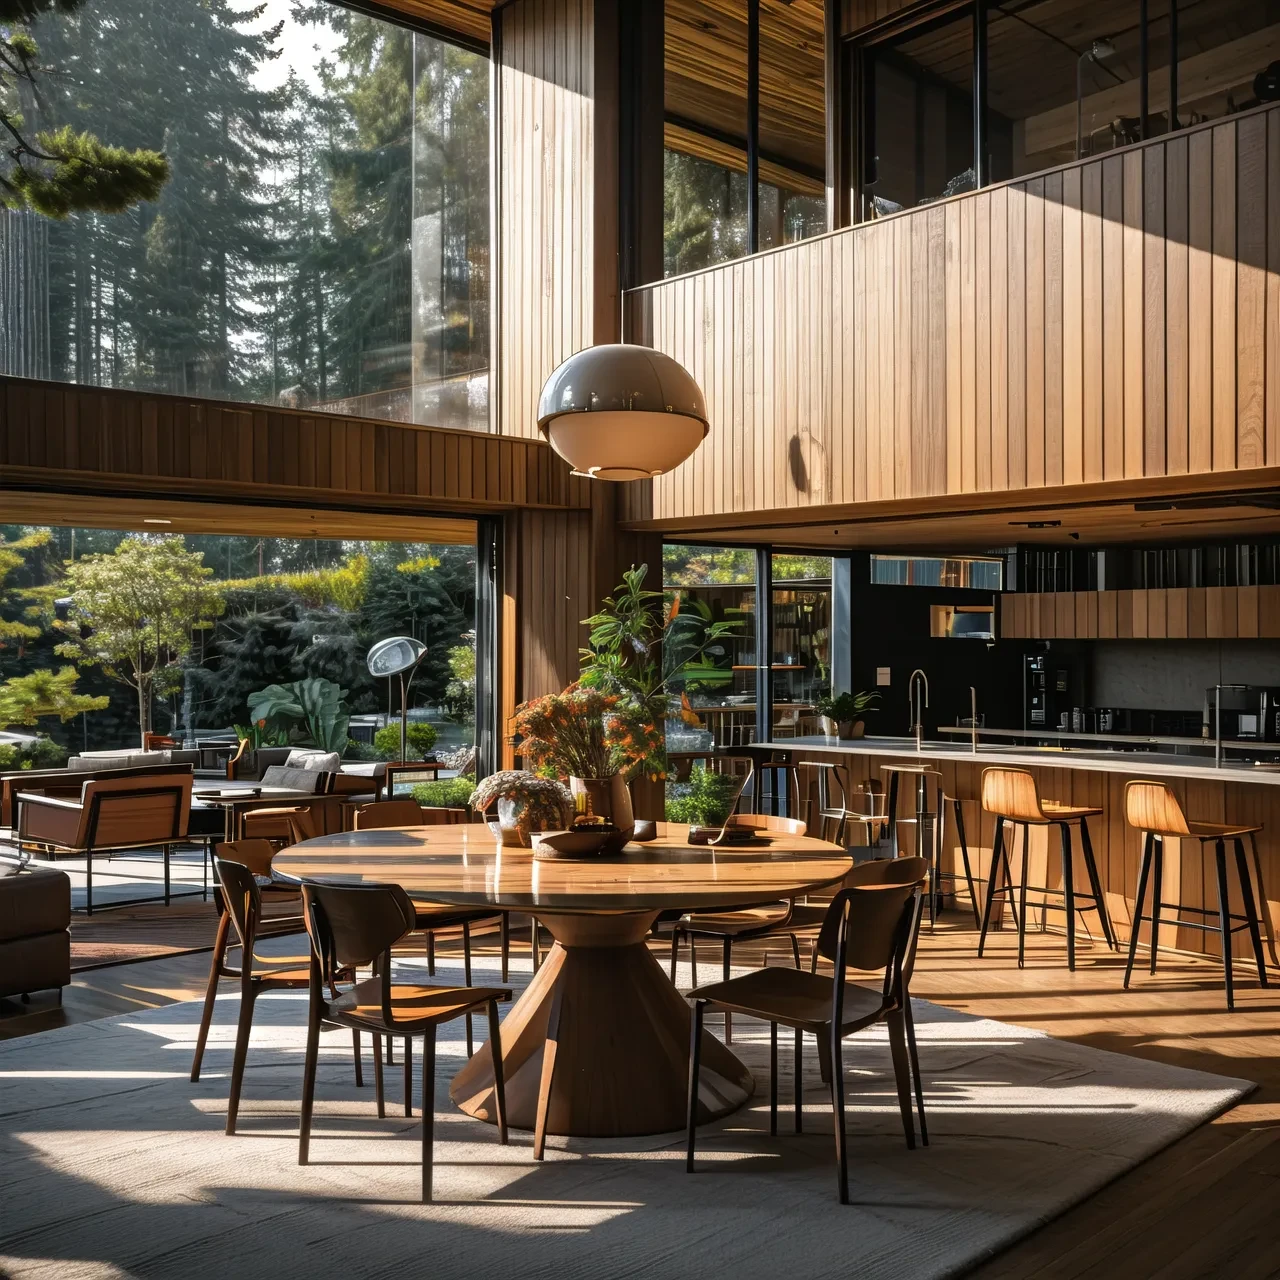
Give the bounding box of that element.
[909,669,929,751]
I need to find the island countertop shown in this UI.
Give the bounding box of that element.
[757,735,1280,787]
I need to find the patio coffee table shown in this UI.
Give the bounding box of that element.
[274,822,851,1139]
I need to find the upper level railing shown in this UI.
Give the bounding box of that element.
[623,103,1280,524]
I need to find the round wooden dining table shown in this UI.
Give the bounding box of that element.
[273,822,851,1140]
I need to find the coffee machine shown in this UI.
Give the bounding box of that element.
[1202,686,1280,742]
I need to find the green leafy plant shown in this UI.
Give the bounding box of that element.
[0,666,108,729]
[514,686,660,782]
[412,774,475,808]
[372,720,438,761]
[343,737,380,762]
[665,765,742,828]
[0,736,69,772]
[814,690,880,723]
[247,677,350,754]
[233,720,290,750]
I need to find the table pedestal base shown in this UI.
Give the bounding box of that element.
[450,910,753,1138]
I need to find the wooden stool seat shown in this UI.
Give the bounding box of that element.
[978,767,1116,970]
[1123,779,1269,1011]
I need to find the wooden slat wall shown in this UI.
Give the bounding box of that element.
[494,0,620,440]
[624,106,1280,523]
[1000,587,1280,640]
[797,749,1280,962]
[0,378,589,513]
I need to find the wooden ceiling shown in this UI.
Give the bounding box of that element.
[372,0,828,188]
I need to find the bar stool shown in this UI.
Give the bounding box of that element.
[1123,780,1268,1011]
[881,764,947,926]
[977,767,1116,970]
[798,760,849,843]
[939,784,981,928]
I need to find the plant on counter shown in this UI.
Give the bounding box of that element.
[665,765,742,828]
[412,774,476,809]
[513,684,660,782]
[815,690,880,725]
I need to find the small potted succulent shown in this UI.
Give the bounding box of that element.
[815,689,881,740]
[469,771,572,847]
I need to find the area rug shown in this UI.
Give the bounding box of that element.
[0,950,1253,1280]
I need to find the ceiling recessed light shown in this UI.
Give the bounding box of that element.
[143,517,172,525]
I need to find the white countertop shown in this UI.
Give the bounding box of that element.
[760,736,1280,787]
[936,725,1269,751]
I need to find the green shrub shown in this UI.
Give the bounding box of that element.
[0,744,17,770]
[23,737,68,769]
[665,765,741,827]
[374,721,438,761]
[343,737,379,762]
[411,775,475,808]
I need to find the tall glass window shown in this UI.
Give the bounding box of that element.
[770,553,834,739]
[0,2,490,431]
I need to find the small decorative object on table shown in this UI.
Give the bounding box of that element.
[514,684,660,854]
[532,821,622,860]
[469,771,572,848]
[815,689,881,740]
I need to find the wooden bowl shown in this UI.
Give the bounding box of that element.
[533,827,618,860]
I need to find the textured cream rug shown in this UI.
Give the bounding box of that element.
[0,950,1252,1280]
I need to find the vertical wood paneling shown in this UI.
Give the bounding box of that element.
[620,107,1280,523]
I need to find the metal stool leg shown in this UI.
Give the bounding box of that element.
[1060,822,1076,971]
[978,816,1006,956]
[1124,832,1154,989]
[1149,837,1164,974]
[1214,839,1236,1011]
[1078,816,1116,950]
[1016,825,1030,969]
[1234,837,1269,988]
[952,798,980,928]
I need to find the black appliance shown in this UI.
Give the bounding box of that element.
[1024,655,1075,730]
[1202,686,1280,742]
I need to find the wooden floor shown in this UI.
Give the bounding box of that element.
[3,916,1280,1277]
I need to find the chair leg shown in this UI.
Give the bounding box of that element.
[297,992,322,1166]
[1079,816,1115,950]
[1060,822,1076,971]
[953,798,981,929]
[978,816,1005,956]
[690,938,699,988]
[1234,837,1269,988]
[1125,832,1154,990]
[686,999,705,1171]
[488,999,508,1144]
[531,916,541,972]
[403,1035,413,1117]
[1214,839,1236,1012]
[421,1028,437,1204]
[464,921,474,1058]
[501,911,511,984]
[427,930,436,976]
[1150,836,1165,974]
[794,1025,804,1133]
[85,847,93,916]
[351,1029,363,1088]
[1016,826,1030,970]
[809,938,819,974]
[226,972,257,1136]
[163,844,171,907]
[790,933,802,970]
[373,1034,386,1118]
[885,1009,916,1151]
[769,1020,778,1136]
[830,1026,848,1205]
[723,937,733,1044]
[669,927,680,983]
[534,979,564,1161]
[904,999,928,1147]
[191,910,230,1082]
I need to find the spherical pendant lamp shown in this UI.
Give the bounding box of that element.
[536,344,709,481]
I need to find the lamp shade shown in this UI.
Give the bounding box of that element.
[536,344,709,481]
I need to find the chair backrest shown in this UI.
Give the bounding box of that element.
[816,877,921,974]
[981,767,1046,823]
[302,879,415,979]
[1124,780,1191,836]
[2,762,189,829]
[213,838,276,881]
[214,857,262,951]
[80,771,192,847]
[724,813,807,837]
[353,798,425,830]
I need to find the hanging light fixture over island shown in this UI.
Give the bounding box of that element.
[536,343,709,481]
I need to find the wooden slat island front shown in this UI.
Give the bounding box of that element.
[767,737,1280,966]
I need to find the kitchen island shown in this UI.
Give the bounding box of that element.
[759,735,1280,963]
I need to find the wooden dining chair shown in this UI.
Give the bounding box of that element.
[685,856,929,1205]
[191,849,365,1135]
[298,878,513,1203]
[666,814,807,1044]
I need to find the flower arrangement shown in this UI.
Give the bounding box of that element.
[469,770,572,846]
[513,684,661,782]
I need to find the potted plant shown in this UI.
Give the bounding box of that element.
[469,771,572,847]
[513,684,661,847]
[815,689,880,740]
[411,774,476,820]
